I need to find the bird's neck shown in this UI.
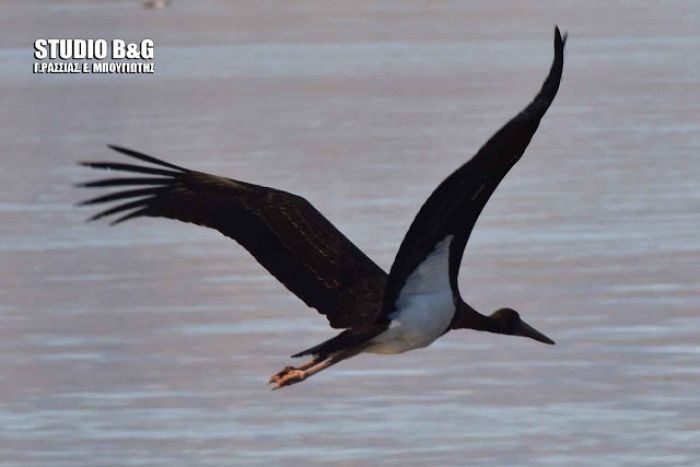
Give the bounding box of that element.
[451,300,501,333]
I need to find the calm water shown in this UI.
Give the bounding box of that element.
[2,1,700,465]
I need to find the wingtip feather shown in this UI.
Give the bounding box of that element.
[86,212,103,222]
[107,144,187,172]
[554,25,568,49]
[109,208,148,225]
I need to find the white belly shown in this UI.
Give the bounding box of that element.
[366,235,456,354]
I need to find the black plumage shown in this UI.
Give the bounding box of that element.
[79,27,566,389]
[79,145,388,330]
[382,27,567,316]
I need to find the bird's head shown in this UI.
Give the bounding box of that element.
[489,308,555,345]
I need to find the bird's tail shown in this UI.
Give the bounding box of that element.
[291,328,381,358]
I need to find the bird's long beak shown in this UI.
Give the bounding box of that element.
[517,321,555,345]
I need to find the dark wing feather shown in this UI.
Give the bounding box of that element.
[381,27,567,317]
[79,145,387,329]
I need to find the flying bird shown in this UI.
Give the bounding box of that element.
[79,27,566,389]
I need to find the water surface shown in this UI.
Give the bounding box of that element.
[1,1,699,465]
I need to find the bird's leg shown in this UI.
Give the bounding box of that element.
[270,357,334,390]
[268,356,321,385]
[269,348,363,390]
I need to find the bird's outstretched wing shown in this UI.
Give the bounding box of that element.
[380,27,567,318]
[78,146,387,329]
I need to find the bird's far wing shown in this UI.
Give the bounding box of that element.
[380,27,566,318]
[79,146,387,329]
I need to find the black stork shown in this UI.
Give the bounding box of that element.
[79,27,566,389]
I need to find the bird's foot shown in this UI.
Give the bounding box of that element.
[268,365,296,384]
[268,368,307,390]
